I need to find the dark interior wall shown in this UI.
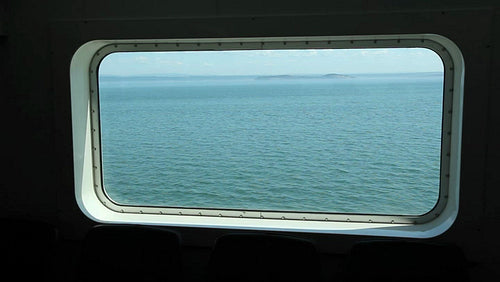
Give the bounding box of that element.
[2,0,500,281]
[4,0,55,220]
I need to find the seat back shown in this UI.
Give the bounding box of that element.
[342,240,469,282]
[78,224,182,282]
[208,233,321,282]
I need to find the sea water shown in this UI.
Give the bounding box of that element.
[98,73,443,215]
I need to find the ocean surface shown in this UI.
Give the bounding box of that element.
[98,73,443,216]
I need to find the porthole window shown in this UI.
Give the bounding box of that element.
[71,35,464,237]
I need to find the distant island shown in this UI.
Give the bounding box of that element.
[255,74,354,80]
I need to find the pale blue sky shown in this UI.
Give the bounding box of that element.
[99,48,443,76]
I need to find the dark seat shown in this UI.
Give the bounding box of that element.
[208,233,321,282]
[342,240,470,282]
[78,224,182,282]
[0,218,58,282]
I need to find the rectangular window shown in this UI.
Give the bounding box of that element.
[98,48,444,216]
[72,35,463,236]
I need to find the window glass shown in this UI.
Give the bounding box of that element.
[98,48,444,216]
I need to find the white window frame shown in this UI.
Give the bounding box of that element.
[70,34,463,238]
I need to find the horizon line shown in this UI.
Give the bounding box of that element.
[99,71,444,77]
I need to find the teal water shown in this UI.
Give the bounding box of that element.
[99,73,443,215]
